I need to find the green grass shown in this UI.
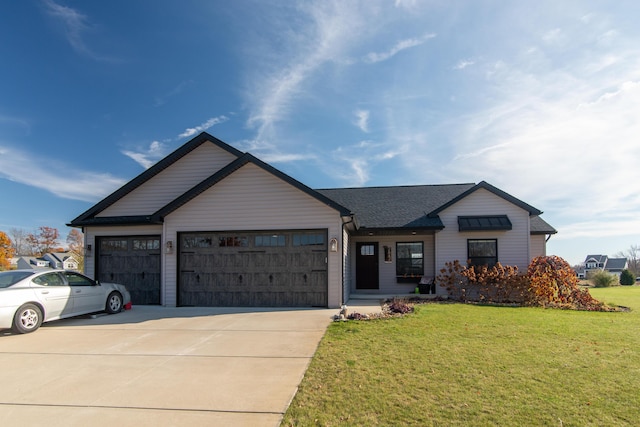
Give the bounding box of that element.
[282,287,640,426]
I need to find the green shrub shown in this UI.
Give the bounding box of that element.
[591,270,618,288]
[620,269,635,286]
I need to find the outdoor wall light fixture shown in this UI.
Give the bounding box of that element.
[85,244,92,257]
[330,237,338,252]
[165,240,173,253]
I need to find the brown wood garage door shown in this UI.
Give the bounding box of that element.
[97,236,161,305]
[178,230,328,307]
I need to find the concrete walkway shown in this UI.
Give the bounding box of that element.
[0,306,336,427]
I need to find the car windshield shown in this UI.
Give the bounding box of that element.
[0,271,36,288]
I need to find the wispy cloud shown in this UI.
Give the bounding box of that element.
[256,152,316,164]
[245,2,366,142]
[122,115,230,169]
[330,140,405,186]
[154,80,194,107]
[0,113,30,133]
[42,0,115,62]
[354,110,370,132]
[364,32,436,63]
[453,59,475,70]
[178,115,229,139]
[0,144,125,202]
[122,140,167,169]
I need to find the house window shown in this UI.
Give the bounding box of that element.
[396,242,423,280]
[586,262,596,269]
[468,239,498,267]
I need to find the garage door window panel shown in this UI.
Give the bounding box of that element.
[218,236,248,247]
[293,233,325,246]
[133,239,160,250]
[255,235,286,247]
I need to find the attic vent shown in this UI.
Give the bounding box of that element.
[458,215,512,231]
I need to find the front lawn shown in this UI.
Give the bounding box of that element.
[282,287,640,426]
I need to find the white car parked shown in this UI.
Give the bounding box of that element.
[0,269,132,334]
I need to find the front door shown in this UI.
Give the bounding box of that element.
[356,242,379,290]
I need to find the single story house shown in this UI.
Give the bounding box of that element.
[70,132,557,308]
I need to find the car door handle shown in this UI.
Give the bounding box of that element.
[41,291,49,294]
[75,290,82,293]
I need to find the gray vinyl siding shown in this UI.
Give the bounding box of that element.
[163,163,343,308]
[349,234,436,295]
[530,235,546,259]
[435,188,531,272]
[98,143,238,217]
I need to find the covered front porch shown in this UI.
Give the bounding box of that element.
[346,228,442,298]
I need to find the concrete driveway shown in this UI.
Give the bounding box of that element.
[0,306,336,427]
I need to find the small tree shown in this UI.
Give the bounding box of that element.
[0,231,15,270]
[591,270,617,288]
[9,228,29,255]
[26,226,60,256]
[615,245,640,278]
[66,229,84,272]
[620,269,635,286]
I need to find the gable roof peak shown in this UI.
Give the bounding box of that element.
[70,132,244,226]
[428,180,543,217]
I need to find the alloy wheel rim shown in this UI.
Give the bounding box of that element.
[20,309,38,329]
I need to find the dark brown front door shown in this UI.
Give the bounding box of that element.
[356,242,379,290]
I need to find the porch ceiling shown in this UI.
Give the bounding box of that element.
[351,227,438,236]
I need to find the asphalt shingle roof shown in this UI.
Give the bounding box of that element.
[317,184,475,229]
[530,216,557,235]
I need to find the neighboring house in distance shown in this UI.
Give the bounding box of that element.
[583,255,628,277]
[69,132,557,309]
[16,253,79,271]
[9,257,19,269]
[17,256,51,269]
[43,252,79,270]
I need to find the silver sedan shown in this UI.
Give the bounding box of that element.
[0,269,132,334]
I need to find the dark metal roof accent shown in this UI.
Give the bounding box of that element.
[428,181,543,217]
[70,132,243,226]
[152,153,351,221]
[458,215,512,231]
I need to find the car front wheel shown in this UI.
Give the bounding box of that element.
[105,292,123,314]
[12,303,43,334]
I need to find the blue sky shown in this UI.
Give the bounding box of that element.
[1,0,639,265]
